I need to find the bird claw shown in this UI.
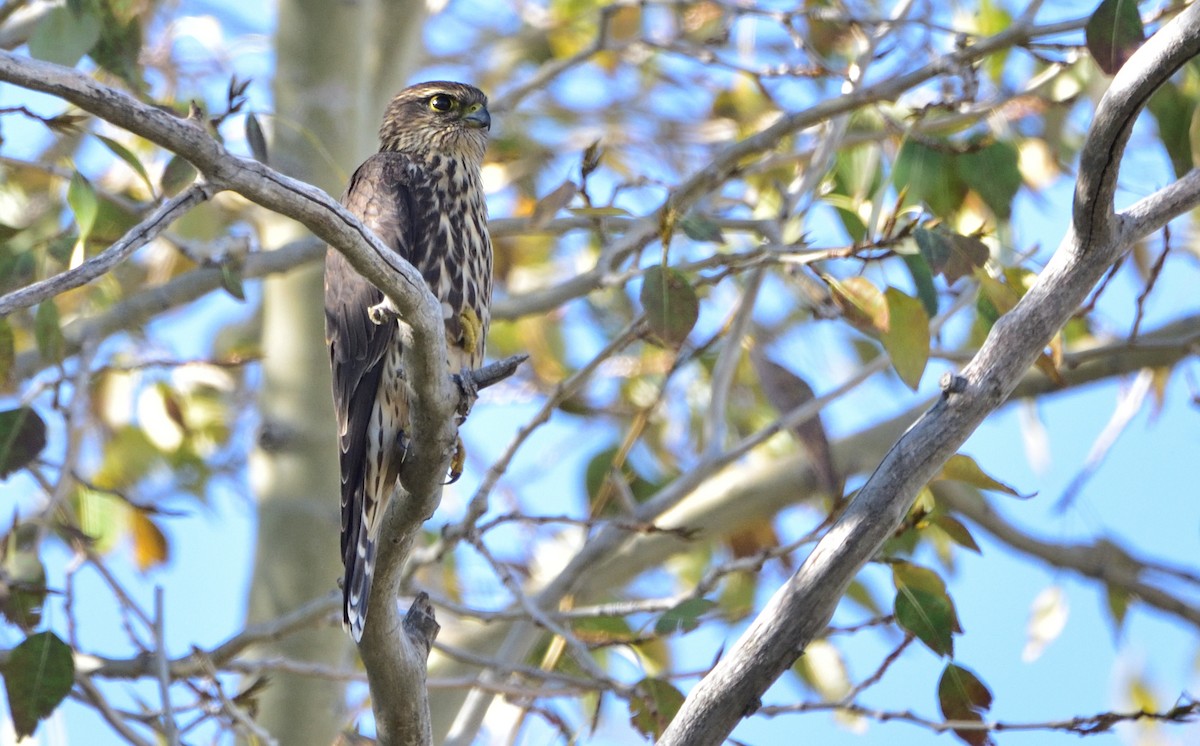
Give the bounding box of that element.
[452,367,478,419]
[368,300,398,326]
[446,435,465,484]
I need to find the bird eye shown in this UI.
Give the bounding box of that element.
[428,94,454,112]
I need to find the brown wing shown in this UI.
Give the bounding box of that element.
[323,151,419,639]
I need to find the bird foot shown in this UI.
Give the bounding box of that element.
[368,300,399,326]
[446,435,465,484]
[452,367,479,419]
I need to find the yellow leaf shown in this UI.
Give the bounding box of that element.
[938,454,1027,498]
[130,510,169,572]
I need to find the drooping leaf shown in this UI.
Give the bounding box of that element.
[629,677,685,739]
[902,253,939,317]
[1147,82,1197,179]
[913,227,990,284]
[655,598,716,636]
[938,454,1027,498]
[245,112,269,164]
[161,155,198,197]
[938,663,995,746]
[95,134,155,194]
[0,408,47,479]
[826,275,886,336]
[2,521,47,630]
[27,5,102,67]
[893,561,960,657]
[0,317,14,385]
[34,300,64,364]
[129,510,170,572]
[958,141,1022,220]
[933,514,982,554]
[750,352,841,498]
[881,288,930,390]
[640,265,699,348]
[1086,0,1145,75]
[2,631,75,739]
[895,586,956,656]
[67,171,99,260]
[220,259,247,301]
[1105,583,1131,637]
[530,180,577,228]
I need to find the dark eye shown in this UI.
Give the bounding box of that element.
[429,94,454,112]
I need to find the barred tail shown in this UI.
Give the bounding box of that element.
[344,521,377,642]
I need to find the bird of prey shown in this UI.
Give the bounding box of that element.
[324,81,493,641]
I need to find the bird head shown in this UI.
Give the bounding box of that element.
[379,81,491,164]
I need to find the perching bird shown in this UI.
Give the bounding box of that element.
[324,81,493,641]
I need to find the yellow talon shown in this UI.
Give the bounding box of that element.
[459,307,482,355]
[447,435,465,484]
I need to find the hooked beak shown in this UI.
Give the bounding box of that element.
[463,105,491,130]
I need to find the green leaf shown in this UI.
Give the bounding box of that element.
[583,445,658,514]
[938,663,994,746]
[640,265,699,348]
[679,213,725,243]
[629,677,684,739]
[27,5,102,68]
[90,7,145,91]
[902,253,939,317]
[913,227,990,284]
[894,139,967,218]
[881,288,929,390]
[895,586,956,657]
[95,134,155,194]
[939,454,1027,498]
[67,171,99,253]
[34,300,64,364]
[571,614,636,645]
[220,260,246,301]
[893,562,960,657]
[1086,0,1145,75]
[161,155,198,197]
[2,523,47,630]
[2,631,75,740]
[1147,82,1197,179]
[1105,584,1131,638]
[245,112,269,164]
[0,407,47,479]
[958,141,1021,220]
[655,598,716,636]
[0,317,13,385]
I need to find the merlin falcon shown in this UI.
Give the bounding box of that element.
[324,82,493,641]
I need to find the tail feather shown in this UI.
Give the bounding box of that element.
[344,523,376,642]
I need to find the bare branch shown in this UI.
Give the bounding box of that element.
[659,6,1200,743]
[0,183,211,315]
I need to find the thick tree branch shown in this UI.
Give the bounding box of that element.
[658,6,1200,743]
